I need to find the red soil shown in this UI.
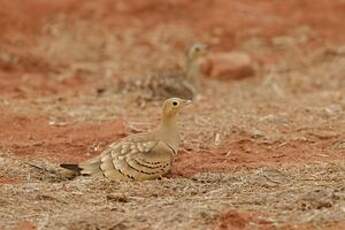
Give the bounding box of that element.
[0,0,344,175]
[1,1,345,228]
[0,109,127,163]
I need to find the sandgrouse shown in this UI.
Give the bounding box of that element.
[60,98,191,181]
[118,43,207,101]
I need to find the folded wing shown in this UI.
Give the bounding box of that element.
[79,139,175,181]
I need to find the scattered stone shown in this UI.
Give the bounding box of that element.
[204,52,256,81]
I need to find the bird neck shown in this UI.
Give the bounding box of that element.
[185,57,201,89]
[159,113,180,148]
[160,113,178,132]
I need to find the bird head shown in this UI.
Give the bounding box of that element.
[162,97,192,118]
[187,43,208,62]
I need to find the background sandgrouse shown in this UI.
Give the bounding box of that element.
[118,43,207,102]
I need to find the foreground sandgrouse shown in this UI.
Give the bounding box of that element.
[60,98,191,181]
[118,43,207,101]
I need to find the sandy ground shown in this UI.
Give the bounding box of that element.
[1,1,345,229]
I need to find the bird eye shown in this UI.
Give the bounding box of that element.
[172,101,178,106]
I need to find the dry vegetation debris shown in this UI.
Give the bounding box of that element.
[1,153,345,229]
[1,1,345,229]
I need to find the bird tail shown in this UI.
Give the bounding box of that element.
[60,163,82,175]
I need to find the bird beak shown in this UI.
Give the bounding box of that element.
[183,99,192,107]
[201,45,208,55]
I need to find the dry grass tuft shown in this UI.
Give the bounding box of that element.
[1,152,345,229]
